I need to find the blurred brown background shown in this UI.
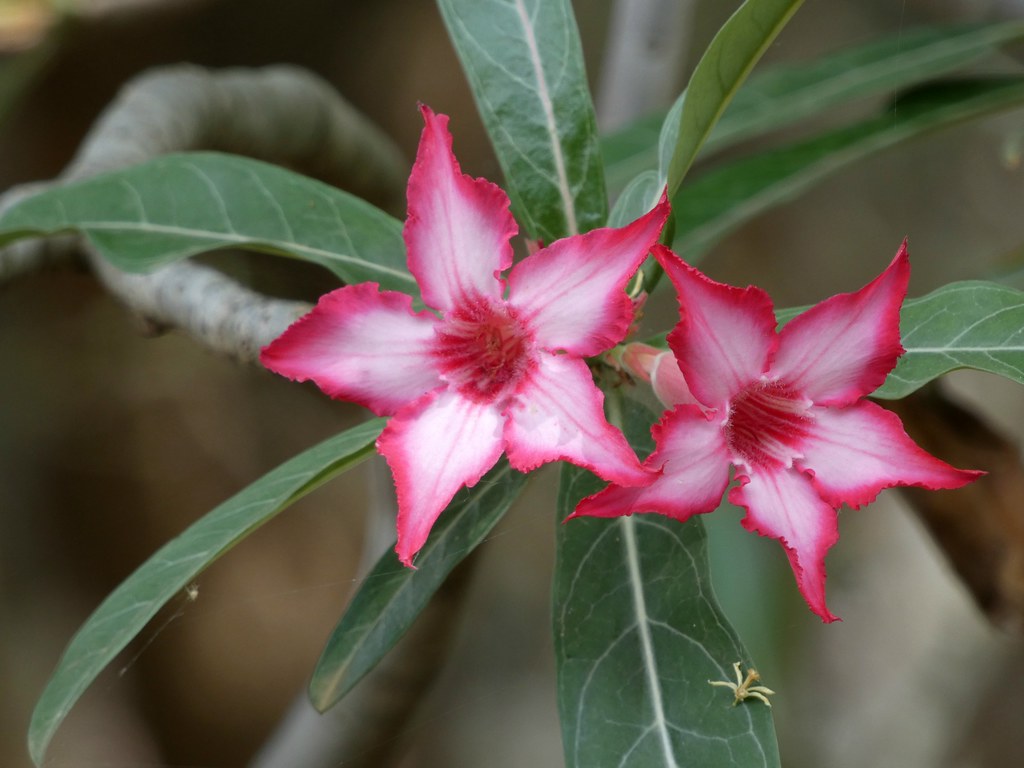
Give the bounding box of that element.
[1,1,1024,766]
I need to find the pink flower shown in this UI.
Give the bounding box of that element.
[262,106,669,565]
[572,243,981,621]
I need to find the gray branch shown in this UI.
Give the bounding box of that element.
[0,64,407,363]
[0,61,481,768]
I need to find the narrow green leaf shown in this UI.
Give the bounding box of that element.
[608,95,686,221]
[607,170,660,228]
[437,0,606,239]
[0,152,415,292]
[605,0,804,289]
[602,112,664,197]
[603,19,1024,188]
[28,419,384,766]
[675,78,1024,259]
[666,0,805,194]
[554,401,779,768]
[310,461,526,711]
[877,280,1024,399]
[705,19,1024,154]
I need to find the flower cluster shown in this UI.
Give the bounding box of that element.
[262,107,979,620]
[262,106,668,565]
[573,242,981,620]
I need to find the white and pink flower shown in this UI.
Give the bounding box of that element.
[573,243,981,621]
[262,106,668,565]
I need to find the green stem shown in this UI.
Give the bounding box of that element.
[604,379,627,431]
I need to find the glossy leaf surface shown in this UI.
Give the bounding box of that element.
[603,19,1024,190]
[0,152,414,291]
[674,78,1024,259]
[878,280,1024,398]
[310,461,526,711]
[437,0,606,239]
[704,19,1024,153]
[665,0,805,194]
[554,402,779,768]
[608,0,804,294]
[28,419,384,766]
[607,170,660,228]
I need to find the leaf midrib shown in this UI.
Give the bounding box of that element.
[511,0,578,235]
[60,219,416,285]
[620,516,680,768]
[313,463,513,705]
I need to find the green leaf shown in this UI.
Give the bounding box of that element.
[603,112,664,197]
[608,95,686,223]
[607,170,660,228]
[28,419,384,766]
[876,280,1024,399]
[675,78,1024,259]
[0,152,415,292]
[658,94,687,184]
[309,461,526,711]
[603,19,1024,188]
[705,19,1024,154]
[666,0,805,194]
[607,0,805,289]
[554,401,779,768]
[437,0,606,239]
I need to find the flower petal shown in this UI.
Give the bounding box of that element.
[618,343,701,409]
[507,195,669,356]
[504,354,649,485]
[772,242,909,407]
[655,246,778,408]
[729,468,840,622]
[650,350,701,409]
[260,283,441,416]
[405,105,516,312]
[377,389,505,565]
[617,342,660,383]
[571,405,730,520]
[797,400,982,508]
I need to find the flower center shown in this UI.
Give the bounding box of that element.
[433,299,534,403]
[725,380,811,470]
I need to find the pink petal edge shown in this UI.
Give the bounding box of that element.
[507,194,670,357]
[772,241,909,407]
[570,405,730,521]
[797,400,983,509]
[654,246,778,408]
[504,354,650,486]
[378,388,505,566]
[729,468,841,622]
[404,105,517,313]
[260,283,441,416]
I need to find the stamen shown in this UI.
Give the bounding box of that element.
[726,380,810,470]
[432,298,534,402]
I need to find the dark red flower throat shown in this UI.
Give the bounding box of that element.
[725,380,810,470]
[433,299,533,402]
